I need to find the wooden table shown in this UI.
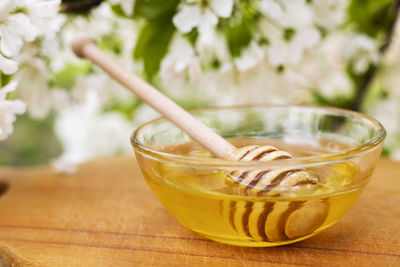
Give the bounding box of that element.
[0,155,398,266]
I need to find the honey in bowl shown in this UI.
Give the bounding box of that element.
[132,105,385,247]
[135,139,369,247]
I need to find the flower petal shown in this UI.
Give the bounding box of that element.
[0,53,18,75]
[294,27,321,48]
[260,0,283,20]
[267,46,285,67]
[25,0,61,35]
[0,1,15,21]
[0,80,26,141]
[0,80,17,99]
[0,26,23,57]
[211,0,233,18]
[9,13,39,42]
[197,9,218,35]
[173,5,201,33]
[234,42,264,72]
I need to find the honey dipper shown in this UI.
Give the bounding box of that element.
[71,37,318,195]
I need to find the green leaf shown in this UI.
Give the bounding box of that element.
[283,28,296,42]
[311,90,353,109]
[0,73,12,87]
[102,97,142,119]
[133,8,177,81]
[99,34,124,55]
[110,4,130,17]
[221,0,260,57]
[347,0,397,38]
[50,63,92,91]
[225,21,253,57]
[134,0,179,19]
[184,29,199,46]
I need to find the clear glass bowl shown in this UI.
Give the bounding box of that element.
[131,105,385,247]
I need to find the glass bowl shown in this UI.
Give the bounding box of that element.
[131,105,385,247]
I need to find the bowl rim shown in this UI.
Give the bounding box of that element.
[131,104,386,169]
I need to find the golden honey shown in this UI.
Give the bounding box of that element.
[135,139,370,247]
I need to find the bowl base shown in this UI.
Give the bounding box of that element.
[197,231,320,247]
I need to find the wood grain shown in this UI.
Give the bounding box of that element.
[0,155,398,266]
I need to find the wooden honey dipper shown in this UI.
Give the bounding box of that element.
[71,37,319,196]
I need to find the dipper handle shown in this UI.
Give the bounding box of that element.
[72,37,237,159]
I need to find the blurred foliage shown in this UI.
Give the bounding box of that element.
[133,0,179,81]
[102,97,142,119]
[2,0,399,167]
[347,0,397,38]
[220,0,260,57]
[0,73,12,87]
[0,113,62,166]
[50,63,92,91]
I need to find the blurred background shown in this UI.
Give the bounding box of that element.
[1,0,400,170]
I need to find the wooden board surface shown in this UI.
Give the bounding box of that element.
[0,155,399,266]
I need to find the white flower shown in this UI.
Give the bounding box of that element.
[311,0,348,30]
[72,73,133,107]
[344,34,379,74]
[160,36,202,98]
[132,104,160,128]
[266,46,285,67]
[0,81,26,140]
[173,0,233,34]
[234,42,264,72]
[259,0,283,21]
[368,99,400,146]
[15,44,69,119]
[54,90,133,173]
[24,0,62,37]
[196,29,230,68]
[289,27,321,65]
[258,1,321,67]
[0,53,18,74]
[0,0,61,76]
[0,8,39,58]
[280,0,313,29]
[108,0,135,16]
[317,71,353,99]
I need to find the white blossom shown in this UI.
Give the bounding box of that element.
[23,0,61,37]
[0,0,61,75]
[196,29,230,68]
[0,53,18,74]
[311,0,348,30]
[259,0,283,21]
[289,27,321,65]
[368,99,400,147]
[266,46,285,67]
[160,36,202,98]
[317,71,353,99]
[16,44,70,119]
[0,81,26,140]
[173,0,233,34]
[132,104,160,128]
[344,34,379,74]
[54,90,133,173]
[234,42,264,72]
[0,3,38,58]
[280,0,313,29]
